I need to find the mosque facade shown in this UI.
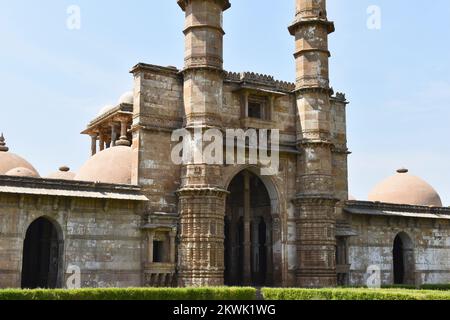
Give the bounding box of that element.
[1,0,450,289]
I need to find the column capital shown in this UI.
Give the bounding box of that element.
[177,0,231,12]
[288,18,334,36]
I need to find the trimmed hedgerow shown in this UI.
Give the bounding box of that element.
[261,288,450,301]
[340,284,450,291]
[0,287,256,301]
[421,284,450,291]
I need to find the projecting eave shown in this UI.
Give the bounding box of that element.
[0,176,148,201]
[345,200,450,220]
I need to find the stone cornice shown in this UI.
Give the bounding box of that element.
[331,146,350,155]
[177,0,231,11]
[295,86,333,95]
[181,65,225,75]
[294,48,331,58]
[345,200,450,215]
[0,175,142,194]
[176,186,229,197]
[225,71,295,93]
[288,17,335,35]
[297,139,334,147]
[130,63,180,77]
[183,24,225,36]
[331,92,348,104]
[293,194,340,205]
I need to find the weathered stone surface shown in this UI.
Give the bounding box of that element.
[1,0,450,290]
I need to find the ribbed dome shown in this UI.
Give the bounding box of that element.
[74,146,132,184]
[368,169,442,207]
[118,91,133,105]
[5,167,40,178]
[47,166,76,180]
[0,135,39,177]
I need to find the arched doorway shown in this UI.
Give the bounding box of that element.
[393,232,415,285]
[21,217,62,289]
[224,170,273,286]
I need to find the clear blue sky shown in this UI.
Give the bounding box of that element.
[1,0,449,205]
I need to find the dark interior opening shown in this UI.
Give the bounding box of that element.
[21,217,60,289]
[153,241,165,263]
[393,235,405,284]
[248,102,262,119]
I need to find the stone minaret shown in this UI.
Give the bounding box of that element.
[289,0,338,287]
[176,0,231,286]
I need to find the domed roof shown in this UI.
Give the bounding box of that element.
[74,146,132,184]
[0,134,40,177]
[368,169,442,207]
[47,166,76,180]
[118,91,133,105]
[5,167,40,178]
[97,104,115,116]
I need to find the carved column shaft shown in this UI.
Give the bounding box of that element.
[290,0,337,288]
[90,134,97,156]
[148,230,155,263]
[243,171,251,284]
[177,0,231,287]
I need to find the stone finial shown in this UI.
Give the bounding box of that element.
[59,166,70,172]
[0,133,9,152]
[115,138,131,147]
[397,168,409,174]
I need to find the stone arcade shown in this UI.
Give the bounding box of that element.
[1,0,450,289]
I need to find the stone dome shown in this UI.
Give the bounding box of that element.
[118,91,134,105]
[5,167,40,178]
[47,166,76,180]
[368,169,442,207]
[74,146,132,184]
[97,104,115,116]
[0,134,40,177]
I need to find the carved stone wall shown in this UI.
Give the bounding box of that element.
[0,188,144,288]
[348,213,450,286]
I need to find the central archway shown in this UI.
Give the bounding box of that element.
[224,170,273,286]
[21,217,62,289]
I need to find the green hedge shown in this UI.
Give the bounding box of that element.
[262,288,450,301]
[421,284,450,291]
[341,284,450,291]
[0,287,256,301]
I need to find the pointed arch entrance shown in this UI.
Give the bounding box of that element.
[224,169,274,286]
[21,217,63,289]
[393,232,415,285]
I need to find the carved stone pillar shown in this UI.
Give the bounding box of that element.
[99,133,105,152]
[169,230,176,264]
[176,0,231,287]
[243,171,251,284]
[90,134,97,156]
[116,118,131,146]
[147,230,155,263]
[111,125,117,147]
[289,0,338,287]
[177,187,228,287]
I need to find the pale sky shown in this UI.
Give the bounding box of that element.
[0,0,449,205]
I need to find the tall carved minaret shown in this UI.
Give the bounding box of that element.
[176,0,231,286]
[289,0,338,287]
